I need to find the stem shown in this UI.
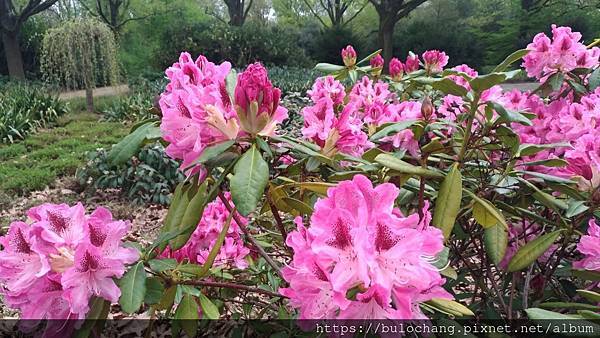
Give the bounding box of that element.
[217,192,284,279]
[183,280,285,298]
[458,94,481,165]
[267,192,289,244]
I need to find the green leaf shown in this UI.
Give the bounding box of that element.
[225,69,237,101]
[118,262,147,314]
[107,122,160,165]
[432,163,462,239]
[525,308,577,320]
[426,298,474,317]
[466,191,507,229]
[518,142,571,157]
[198,293,220,319]
[370,120,417,141]
[192,211,234,278]
[230,145,269,216]
[144,277,165,305]
[573,269,600,281]
[314,63,345,73]
[147,258,177,272]
[356,49,382,65]
[490,102,533,126]
[170,182,209,249]
[577,290,600,303]
[484,223,508,265]
[519,158,568,168]
[469,73,506,93]
[195,140,235,165]
[73,297,110,338]
[375,154,443,178]
[589,67,600,91]
[493,49,530,72]
[566,201,589,218]
[431,78,468,96]
[540,302,600,311]
[282,197,314,215]
[507,230,562,272]
[175,294,198,337]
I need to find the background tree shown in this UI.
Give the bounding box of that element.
[223,0,254,26]
[302,0,368,28]
[0,0,59,79]
[368,0,427,67]
[77,0,160,34]
[41,18,119,112]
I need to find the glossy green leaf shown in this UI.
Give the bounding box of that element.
[107,122,160,165]
[175,294,199,336]
[432,163,462,239]
[195,140,235,165]
[484,223,508,265]
[507,230,562,272]
[147,258,177,272]
[427,298,474,317]
[493,49,530,72]
[577,290,600,303]
[230,145,270,216]
[431,78,468,96]
[170,182,209,249]
[525,308,577,320]
[198,293,220,319]
[118,262,147,314]
[375,154,443,178]
[314,63,345,73]
[466,191,507,229]
[370,120,417,141]
[144,277,165,305]
[491,102,533,126]
[589,67,600,90]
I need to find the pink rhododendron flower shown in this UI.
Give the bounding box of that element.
[234,62,288,135]
[523,25,599,80]
[0,203,138,331]
[161,193,250,269]
[574,219,600,272]
[422,50,449,73]
[160,52,239,176]
[389,57,404,81]
[341,45,357,67]
[280,175,451,319]
[405,54,420,73]
[302,76,372,157]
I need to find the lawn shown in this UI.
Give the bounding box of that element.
[0,111,127,196]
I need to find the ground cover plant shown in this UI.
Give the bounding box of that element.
[1,24,600,337]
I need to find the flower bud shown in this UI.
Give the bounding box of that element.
[234,62,282,135]
[341,45,357,67]
[421,96,435,121]
[405,54,420,73]
[370,54,384,76]
[389,57,404,81]
[422,50,449,74]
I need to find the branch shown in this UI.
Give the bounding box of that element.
[342,0,368,26]
[242,0,254,21]
[302,0,329,27]
[182,280,286,298]
[217,192,284,279]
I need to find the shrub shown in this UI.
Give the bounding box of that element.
[101,76,166,122]
[76,144,184,205]
[0,83,69,143]
[267,66,320,95]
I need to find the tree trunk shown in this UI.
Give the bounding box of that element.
[86,87,94,113]
[227,1,245,26]
[378,16,396,71]
[2,30,25,80]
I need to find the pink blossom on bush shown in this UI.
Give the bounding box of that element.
[389,57,404,81]
[574,219,600,272]
[341,45,357,67]
[522,25,599,79]
[234,62,288,135]
[405,54,420,73]
[370,54,384,69]
[422,50,449,73]
[160,53,239,176]
[280,175,451,319]
[0,203,138,323]
[160,193,250,269]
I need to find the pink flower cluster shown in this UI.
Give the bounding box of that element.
[160,53,286,176]
[500,87,600,190]
[574,219,600,272]
[280,175,451,319]
[161,193,250,269]
[523,25,600,79]
[0,203,138,321]
[423,50,449,74]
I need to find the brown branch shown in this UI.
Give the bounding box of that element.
[183,280,286,298]
[218,192,284,279]
[267,193,289,245]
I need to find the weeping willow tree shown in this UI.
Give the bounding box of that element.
[41,19,119,112]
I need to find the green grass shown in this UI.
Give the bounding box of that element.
[0,112,128,195]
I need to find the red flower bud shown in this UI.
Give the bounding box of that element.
[389,57,404,81]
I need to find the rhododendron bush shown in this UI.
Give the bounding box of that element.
[2,25,600,335]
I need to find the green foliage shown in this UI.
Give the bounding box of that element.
[156,21,312,69]
[77,144,184,205]
[268,66,320,94]
[0,83,69,143]
[0,113,127,195]
[41,18,120,90]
